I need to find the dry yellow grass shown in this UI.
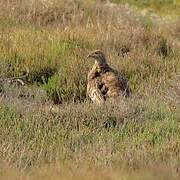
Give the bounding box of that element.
[1,163,180,180]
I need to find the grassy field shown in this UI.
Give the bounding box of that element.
[112,0,180,15]
[0,0,180,179]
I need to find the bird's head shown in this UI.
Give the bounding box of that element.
[87,50,107,65]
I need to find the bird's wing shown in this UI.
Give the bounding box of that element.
[116,72,131,97]
[87,79,105,104]
[102,69,131,97]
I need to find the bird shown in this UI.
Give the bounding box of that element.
[87,50,131,104]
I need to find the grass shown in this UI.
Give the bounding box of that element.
[111,0,180,15]
[0,0,180,179]
[0,96,180,179]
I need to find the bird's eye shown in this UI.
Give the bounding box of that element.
[95,52,98,54]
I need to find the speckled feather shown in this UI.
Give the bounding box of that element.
[87,50,131,104]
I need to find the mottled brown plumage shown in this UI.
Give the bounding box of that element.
[87,50,131,104]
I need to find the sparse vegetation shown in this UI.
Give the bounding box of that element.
[112,0,180,15]
[0,0,179,179]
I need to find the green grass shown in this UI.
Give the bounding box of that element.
[111,0,180,15]
[0,96,179,179]
[0,97,179,168]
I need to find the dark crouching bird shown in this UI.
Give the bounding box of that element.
[87,50,131,104]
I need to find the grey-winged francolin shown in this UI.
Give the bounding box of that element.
[87,50,131,104]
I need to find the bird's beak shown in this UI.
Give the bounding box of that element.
[87,53,93,59]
